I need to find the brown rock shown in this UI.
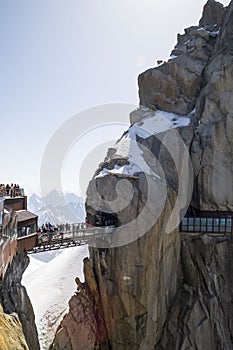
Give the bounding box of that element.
[138,56,203,115]
[0,305,29,350]
[138,0,226,116]
[51,1,233,349]
[139,29,218,115]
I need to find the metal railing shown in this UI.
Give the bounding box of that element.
[0,186,24,198]
[30,223,116,253]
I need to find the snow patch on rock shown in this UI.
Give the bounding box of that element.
[96,108,190,178]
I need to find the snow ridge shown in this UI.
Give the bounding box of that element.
[96,108,190,179]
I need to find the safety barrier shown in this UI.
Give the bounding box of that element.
[180,215,233,234]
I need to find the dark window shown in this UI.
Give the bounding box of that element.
[182,218,188,225]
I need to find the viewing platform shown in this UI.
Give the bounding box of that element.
[1,186,233,278]
[0,186,38,279]
[180,210,233,235]
[19,209,233,254]
[3,190,38,237]
[28,224,116,254]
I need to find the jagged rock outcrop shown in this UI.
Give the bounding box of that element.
[0,253,40,350]
[0,304,28,350]
[50,261,109,350]
[138,0,226,115]
[199,0,226,27]
[52,197,181,350]
[155,234,233,350]
[138,0,233,211]
[190,1,233,210]
[52,1,233,349]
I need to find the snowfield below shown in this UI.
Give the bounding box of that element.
[22,245,89,350]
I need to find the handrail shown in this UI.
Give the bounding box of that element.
[17,232,38,241]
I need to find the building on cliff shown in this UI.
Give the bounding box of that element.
[0,187,40,349]
[0,190,18,279]
[4,191,38,237]
[0,187,38,279]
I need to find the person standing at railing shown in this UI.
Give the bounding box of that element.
[0,184,6,195]
[9,184,13,197]
[13,184,18,197]
[48,231,53,245]
[6,184,10,196]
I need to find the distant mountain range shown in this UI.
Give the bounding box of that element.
[28,190,85,226]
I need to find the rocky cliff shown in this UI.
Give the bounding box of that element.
[52,1,233,349]
[155,234,233,350]
[0,252,40,350]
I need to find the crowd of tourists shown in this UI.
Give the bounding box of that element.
[86,213,118,227]
[0,184,24,197]
[38,222,58,234]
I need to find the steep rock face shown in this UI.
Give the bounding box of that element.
[190,1,233,210]
[155,235,233,350]
[199,0,226,27]
[52,1,233,349]
[52,200,181,350]
[190,55,233,210]
[86,220,180,350]
[0,253,40,350]
[138,0,225,115]
[138,0,233,211]
[0,304,28,350]
[51,98,190,349]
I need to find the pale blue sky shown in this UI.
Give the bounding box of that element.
[0,0,230,196]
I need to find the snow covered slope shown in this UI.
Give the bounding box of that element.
[22,245,89,350]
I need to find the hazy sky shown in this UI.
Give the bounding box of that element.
[0,0,230,196]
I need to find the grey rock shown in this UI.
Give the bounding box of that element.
[155,235,233,350]
[199,0,226,27]
[52,1,233,349]
[0,253,40,350]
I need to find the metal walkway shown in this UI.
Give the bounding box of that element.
[28,224,116,254]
